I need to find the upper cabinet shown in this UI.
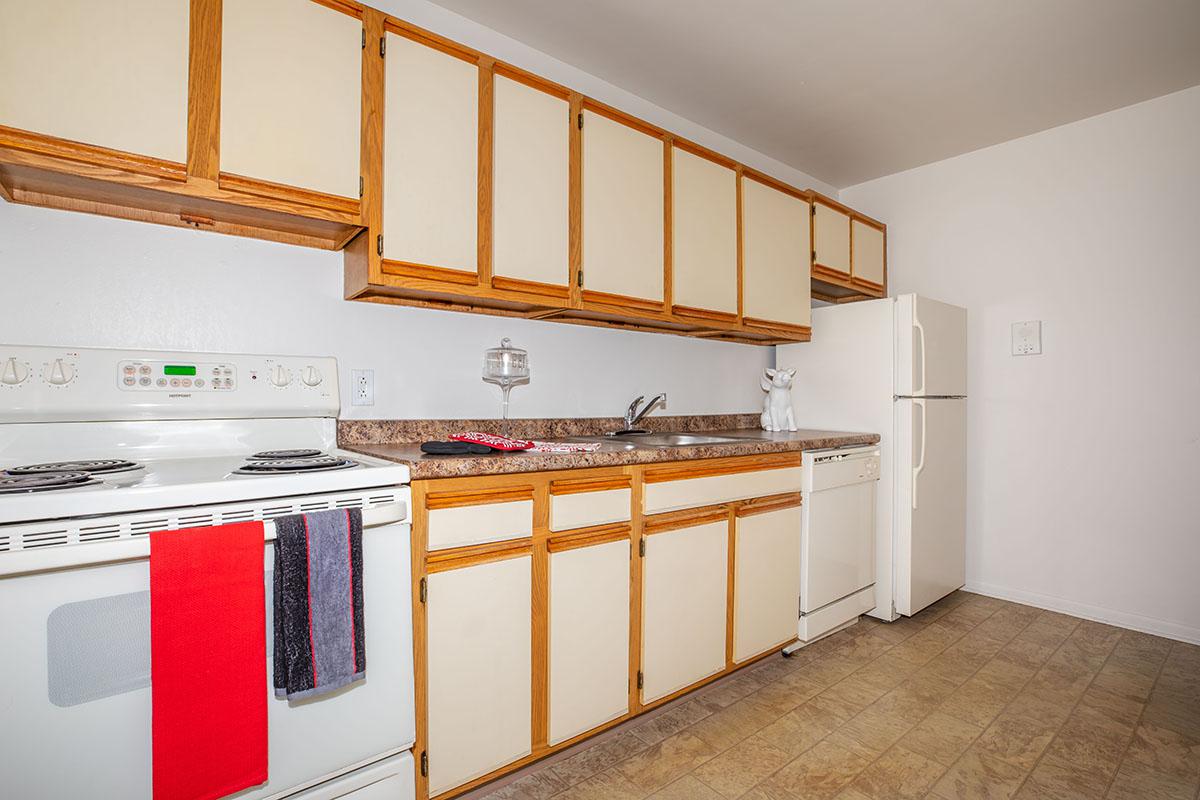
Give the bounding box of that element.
[670,146,738,320]
[580,108,665,311]
[220,0,362,199]
[0,0,189,163]
[383,31,479,275]
[492,73,571,296]
[742,177,812,332]
[811,191,887,302]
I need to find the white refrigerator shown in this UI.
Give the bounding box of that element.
[777,294,967,620]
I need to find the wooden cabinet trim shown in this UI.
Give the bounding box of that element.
[383,17,482,64]
[742,168,811,201]
[426,538,532,572]
[546,523,633,553]
[548,475,633,495]
[187,0,222,183]
[643,506,730,535]
[735,492,803,517]
[381,260,480,286]
[641,452,803,484]
[218,171,361,214]
[0,126,186,182]
[425,485,535,509]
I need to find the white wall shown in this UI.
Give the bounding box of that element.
[840,86,1200,643]
[0,201,769,419]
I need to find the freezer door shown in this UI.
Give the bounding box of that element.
[895,294,967,397]
[893,398,966,616]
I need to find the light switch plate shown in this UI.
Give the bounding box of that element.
[351,368,374,405]
[1011,321,1042,356]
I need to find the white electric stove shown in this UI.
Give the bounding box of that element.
[0,344,416,800]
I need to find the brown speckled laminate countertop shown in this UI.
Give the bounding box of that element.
[339,417,878,479]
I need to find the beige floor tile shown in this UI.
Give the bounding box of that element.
[614,731,718,793]
[484,770,568,800]
[644,774,724,800]
[749,675,823,715]
[929,748,1029,800]
[692,736,792,799]
[846,745,945,799]
[899,711,985,766]
[630,699,714,746]
[1124,721,1200,781]
[1015,752,1111,799]
[765,739,871,800]
[1044,706,1136,776]
[817,674,892,714]
[551,768,645,800]
[940,674,1022,728]
[973,712,1060,772]
[1104,757,1199,800]
[547,730,651,788]
[824,703,916,760]
[687,695,782,753]
[752,700,848,758]
[1076,684,1145,727]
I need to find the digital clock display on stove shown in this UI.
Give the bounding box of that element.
[163,365,197,376]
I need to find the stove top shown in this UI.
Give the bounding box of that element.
[234,454,359,475]
[0,471,101,495]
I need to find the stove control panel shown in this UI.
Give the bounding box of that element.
[119,359,237,391]
[0,345,339,423]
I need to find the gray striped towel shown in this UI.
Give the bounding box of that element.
[273,508,366,700]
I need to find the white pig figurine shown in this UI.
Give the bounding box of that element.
[760,368,798,432]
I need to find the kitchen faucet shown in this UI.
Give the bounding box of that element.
[611,393,667,436]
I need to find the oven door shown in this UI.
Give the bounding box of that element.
[0,503,414,800]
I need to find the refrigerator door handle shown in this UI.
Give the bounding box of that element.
[912,399,927,509]
[913,315,927,396]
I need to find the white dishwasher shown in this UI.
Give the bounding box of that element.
[785,444,880,652]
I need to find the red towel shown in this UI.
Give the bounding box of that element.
[151,522,268,800]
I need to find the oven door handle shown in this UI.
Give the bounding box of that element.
[0,502,409,578]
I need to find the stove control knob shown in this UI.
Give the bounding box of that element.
[269,364,291,388]
[2,357,29,386]
[46,358,75,386]
[301,365,322,387]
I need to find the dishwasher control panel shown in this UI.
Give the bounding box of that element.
[803,446,881,492]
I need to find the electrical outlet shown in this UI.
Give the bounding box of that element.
[351,369,374,406]
[1011,321,1042,356]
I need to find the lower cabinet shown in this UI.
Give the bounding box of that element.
[548,538,631,744]
[425,555,532,796]
[640,518,729,704]
[733,504,802,662]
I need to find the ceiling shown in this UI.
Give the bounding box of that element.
[429,0,1200,188]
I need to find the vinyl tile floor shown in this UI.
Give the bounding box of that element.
[461,591,1200,800]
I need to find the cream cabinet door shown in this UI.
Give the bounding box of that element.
[671,147,737,315]
[813,198,851,276]
[741,179,811,328]
[426,556,531,795]
[548,539,630,744]
[0,0,188,162]
[852,219,886,288]
[493,75,569,289]
[733,506,801,662]
[384,34,478,272]
[220,0,362,198]
[581,110,664,304]
[641,521,728,703]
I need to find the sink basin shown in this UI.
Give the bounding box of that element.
[634,433,746,447]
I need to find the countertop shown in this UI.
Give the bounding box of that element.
[340,418,879,479]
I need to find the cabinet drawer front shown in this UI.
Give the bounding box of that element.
[220,0,362,198]
[549,489,631,532]
[644,466,803,515]
[0,0,188,163]
[427,500,533,551]
[641,521,728,703]
[384,33,478,271]
[426,556,531,794]
[734,505,801,662]
[548,540,631,744]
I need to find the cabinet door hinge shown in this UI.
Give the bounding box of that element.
[638,539,645,557]
[811,204,816,216]
[377,234,384,257]
[359,175,364,198]
[380,36,386,57]
[811,250,817,262]
[419,577,427,604]
[361,29,366,49]
[576,270,583,288]
[636,671,644,690]
[420,750,428,777]
[577,112,583,130]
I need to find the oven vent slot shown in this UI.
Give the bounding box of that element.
[368,493,397,505]
[335,498,363,509]
[130,519,169,535]
[299,501,328,512]
[78,523,122,543]
[221,509,255,524]
[0,535,9,552]
[23,530,69,549]
[177,514,215,529]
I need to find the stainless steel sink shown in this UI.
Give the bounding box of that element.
[633,433,746,447]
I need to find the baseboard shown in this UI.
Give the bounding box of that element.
[965,580,1200,646]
